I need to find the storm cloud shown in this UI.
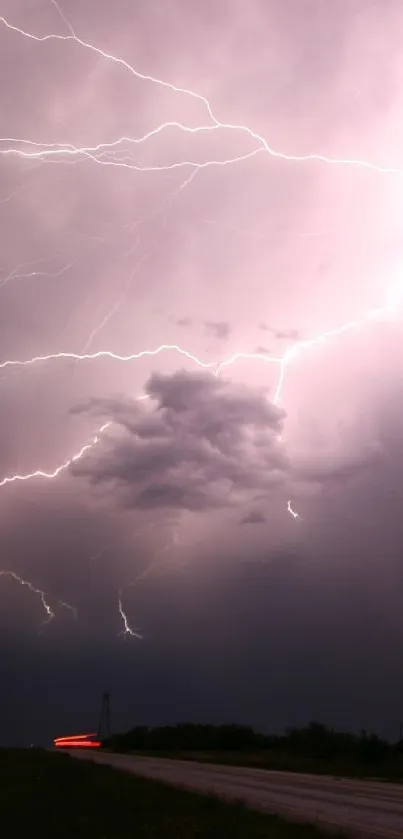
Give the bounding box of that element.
[204,321,231,340]
[72,370,287,511]
[241,510,266,525]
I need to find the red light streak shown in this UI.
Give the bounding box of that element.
[54,732,97,742]
[54,732,101,748]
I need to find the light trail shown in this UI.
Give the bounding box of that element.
[54,733,97,742]
[55,740,101,747]
[0,570,77,624]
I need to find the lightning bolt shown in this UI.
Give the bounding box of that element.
[0,426,109,488]
[0,570,77,624]
[287,501,300,520]
[118,593,142,640]
[0,284,398,379]
[50,0,76,38]
[80,253,147,354]
[2,12,403,179]
[116,524,180,640]
[0,345,220,372]
[0,254,58,286]
[0,257,77,291]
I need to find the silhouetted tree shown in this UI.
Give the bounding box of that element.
[108,720,403,779]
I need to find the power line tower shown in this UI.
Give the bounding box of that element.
[98,691,111,742]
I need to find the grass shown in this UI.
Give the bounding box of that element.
[0,747,346,839]
[129,748,403,783]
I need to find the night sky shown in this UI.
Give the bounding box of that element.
[1,0,403,747]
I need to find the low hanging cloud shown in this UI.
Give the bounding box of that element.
[71,370,287,512]
[173,316,193,327]
[204,321,231,340]
[255,345,272,355]
[241,510,266,525]
[259,324,301,341]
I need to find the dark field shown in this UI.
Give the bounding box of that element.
[0,748,346,839]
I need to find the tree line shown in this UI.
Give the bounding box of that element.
[108,720,403,766]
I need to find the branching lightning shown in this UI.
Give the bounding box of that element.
[50,0,76,38]
[0,257,77,291]
[2,14,403,178]
[1,7,403,632]
[0,570,77,624]
[80,253,147,353]
[0,285,399,381]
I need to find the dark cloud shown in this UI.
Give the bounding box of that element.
[241,509,266,524]
[204,321,231,340]
[259,324,301,341]
[72,370,287,511]
[174,316,193,327]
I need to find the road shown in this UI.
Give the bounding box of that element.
[70,751,403,837]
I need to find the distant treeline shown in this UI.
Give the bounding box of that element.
[109,720,403,764]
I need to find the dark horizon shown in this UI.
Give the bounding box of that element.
[2,554,403,748]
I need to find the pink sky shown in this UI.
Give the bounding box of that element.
[1,1,403,744]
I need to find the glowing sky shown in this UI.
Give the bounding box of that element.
[1,0,403,745]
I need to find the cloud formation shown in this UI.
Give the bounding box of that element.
[174,317,193,327]
[241,509,266,524]
[204,321,231,340]
[259,324,301,341]
[72,370,287,512]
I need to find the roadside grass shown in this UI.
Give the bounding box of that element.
[0,748,347,839]
[128,748,403,783]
